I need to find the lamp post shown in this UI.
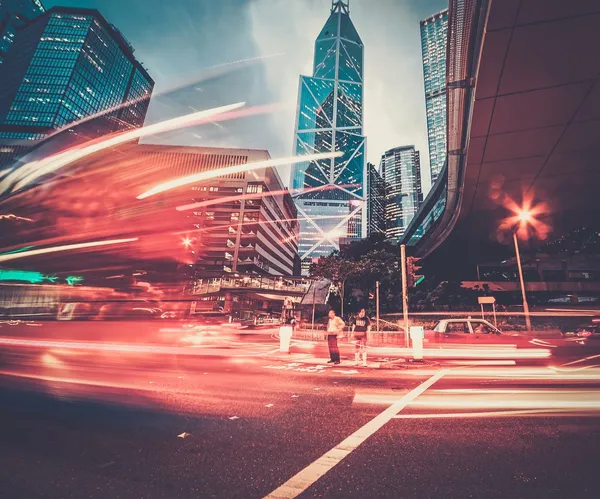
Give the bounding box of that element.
[513,210,532,332]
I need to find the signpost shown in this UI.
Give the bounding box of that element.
[478,296,497,327]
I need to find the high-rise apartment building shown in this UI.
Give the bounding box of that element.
[366,162,386,236]
[0,6,153,167]
[0,0,45,66]
[290,0,366,274]
[420,9,448,186]
[380,146,422,243]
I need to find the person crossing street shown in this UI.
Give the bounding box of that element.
[326,309,345,364]
[351,308,371,366]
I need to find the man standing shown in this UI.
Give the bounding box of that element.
[351,308,371,366]
[326,309,345,364]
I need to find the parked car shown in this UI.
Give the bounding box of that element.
[424,318,572,349]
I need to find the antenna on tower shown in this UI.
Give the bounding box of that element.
[331,0,349,14]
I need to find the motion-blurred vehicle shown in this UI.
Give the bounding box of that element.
[188,311,229,325]
[240,313,281,329]
[562,317,600,344]
[424,318,571,348]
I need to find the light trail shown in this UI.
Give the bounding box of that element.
[398,367,600,380]
[137,151,344,199]
[1,102,245,195]
[0,237,138,263]
[367,346,550,359]
[0,336,271,357]
[354,388,600,412]
[0,214,33,222]
[559,354,600,367]
[175,183,355,212]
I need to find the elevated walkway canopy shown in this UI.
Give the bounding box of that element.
[402,0,600,278]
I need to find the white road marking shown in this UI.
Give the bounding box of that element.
[263,369,448,499]
[392,409,569,419]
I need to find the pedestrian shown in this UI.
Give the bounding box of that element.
[326,309,344,364]
[351,308,371,366]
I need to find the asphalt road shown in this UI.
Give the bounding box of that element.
[1,321,600,498]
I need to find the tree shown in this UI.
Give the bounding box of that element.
[308,234,403,316]
[309,253,364,317]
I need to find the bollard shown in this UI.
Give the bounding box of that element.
[409,326,424,361]
[279,325,293,353]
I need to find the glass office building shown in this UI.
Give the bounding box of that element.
[290,0,366,274]
[367,162,386,236]
[0,0,45,66]
[0,7,153,146]
[380,146,422,243]
[420,9,448,185]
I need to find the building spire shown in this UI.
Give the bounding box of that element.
[331,0,349,15]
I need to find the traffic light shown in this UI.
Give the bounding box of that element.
[406,257,424,287]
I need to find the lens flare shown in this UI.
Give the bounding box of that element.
[499,193,551,241]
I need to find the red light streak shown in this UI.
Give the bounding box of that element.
[0,237,138,263]
[137,151,344,199]
[2,103,246,195]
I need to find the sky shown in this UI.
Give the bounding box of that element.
[45,0,447,192]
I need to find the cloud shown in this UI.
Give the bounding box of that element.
[248,0,445,192]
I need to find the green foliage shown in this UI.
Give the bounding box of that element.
[308,234,402,315]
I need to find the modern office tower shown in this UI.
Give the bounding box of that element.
[0,6,153,168]
[420,9,448,185]
[290,0,366,274]
[380,146,422,243]
[0,0,45,66]
[366,162,386,236]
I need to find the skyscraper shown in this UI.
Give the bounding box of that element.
[420,9,448,186]
[0,7,153,156]
[380,146,422,243]
[0,0,45,66]
[290,0,366,274]
[366,162,386,236]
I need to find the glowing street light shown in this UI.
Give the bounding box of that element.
[182,237,193,248]
[512,223,532,333]
[500,195,551,333]
[518,210,532,223]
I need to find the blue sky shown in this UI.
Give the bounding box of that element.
[45,0,446,191]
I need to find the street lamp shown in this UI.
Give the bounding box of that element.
[501,195,551,333]
[512,213,532,332]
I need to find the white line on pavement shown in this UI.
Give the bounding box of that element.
[262,369,448,499]
[392,409,571,419]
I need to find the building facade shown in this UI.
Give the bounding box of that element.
[420,9,448,185]
[0,0,45,66]
[366,162,386,236]
[0,6,153,168]
[290,0,366,274]
[380,146,422,243]
[139,146,300,279]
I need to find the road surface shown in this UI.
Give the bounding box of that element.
[1,320,599,498]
